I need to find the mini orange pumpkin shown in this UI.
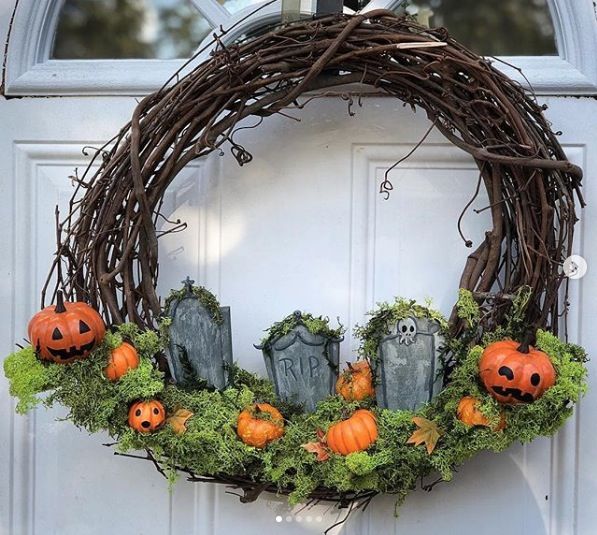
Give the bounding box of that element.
[326,409,378,455]
[28,290,106,363]
[479,340,556,405]
[457,396,506,430]
[128,400,166,433]
[335,360,375,401]
[105,342,140,381]
[237,403,285,448]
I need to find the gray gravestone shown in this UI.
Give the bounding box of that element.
[165,278,233,390]
[375,316,444,411]
[257,313,342,412]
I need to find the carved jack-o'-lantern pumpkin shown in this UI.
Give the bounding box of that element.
[28,291,106,363]
[128,400,166,433]
[479,340,556,405]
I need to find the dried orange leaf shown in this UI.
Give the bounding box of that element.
[406,416,442,455]
[302,441,330,462]
[167,408,194,435]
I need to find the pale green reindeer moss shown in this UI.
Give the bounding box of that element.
[3,347,57,413]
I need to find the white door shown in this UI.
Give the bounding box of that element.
[1,2,597,534]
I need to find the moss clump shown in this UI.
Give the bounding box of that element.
[3,347,58,413]
[226,362,276,403]
[163,284,222,324]
[260,311,344,347]
[354,298,447,361]
[456,288,480,327]
[118,385,262,480]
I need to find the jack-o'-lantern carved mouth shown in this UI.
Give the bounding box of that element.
[491,386,534,403]
[47,340,96,360]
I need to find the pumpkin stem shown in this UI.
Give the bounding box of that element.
[55,290,67,313]
[517,330,534,354]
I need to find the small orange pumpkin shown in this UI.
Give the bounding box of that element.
[479,340,556,405]
[237,403,285,448]
[335,360,375,401]
[326,409,378,455]
[28,290,106,363]
[457,396,506,430]
[128,400,166,433]
[105,342,140,381]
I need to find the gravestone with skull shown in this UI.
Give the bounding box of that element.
[375,315,444,411]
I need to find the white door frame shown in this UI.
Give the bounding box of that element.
[2,0,597,96]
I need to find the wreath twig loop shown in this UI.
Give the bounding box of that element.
[43,11,583,360]
[4,11,585,514]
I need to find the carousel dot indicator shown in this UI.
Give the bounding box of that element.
[563,255,587,279]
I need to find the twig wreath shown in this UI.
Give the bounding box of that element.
[3,8,589,522]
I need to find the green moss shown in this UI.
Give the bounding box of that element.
[456,289,480,327]
[506,286,533,339]
[226,362,276,402]
[3,317,587,510]
[3,347,59,413]
[260,311,344,347]
[115,359,165,402]
[345,451,379,475]
[355,298,447,361]
[163,284,222,324]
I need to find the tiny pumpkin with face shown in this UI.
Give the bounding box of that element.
[128,400,166,433]
[105,342,140,381]
[479,340,556,405]
[28,291,106,364]
[326,409,378,455]
[237,403,285,448]
[335,360,375,401]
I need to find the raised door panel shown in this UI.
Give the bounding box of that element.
[0,93,593,535]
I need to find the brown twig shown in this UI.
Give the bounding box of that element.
[45,11,583,505]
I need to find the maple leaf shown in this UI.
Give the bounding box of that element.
[167,408,194,435]
[301,429,330,462]
[406,416,442,455]
[302,441,330,462]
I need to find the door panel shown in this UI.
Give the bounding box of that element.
[1,91,596,535]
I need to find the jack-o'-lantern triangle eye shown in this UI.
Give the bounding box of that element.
[52,328,63,340]
[79,320,91,334]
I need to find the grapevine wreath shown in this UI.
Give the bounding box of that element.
[3,8,589,518]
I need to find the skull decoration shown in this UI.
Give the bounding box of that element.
[397,317,417,345]
[375,314,444,411]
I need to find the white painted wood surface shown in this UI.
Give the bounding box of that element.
[0,94,595,535]
[1,5,597,535]
[2,0,597,96]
